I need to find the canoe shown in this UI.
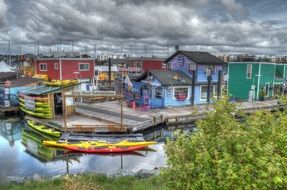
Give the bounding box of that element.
[19,102,52,114]
[18,94,49,102]
[43,140,156,149]
[27,120,61,138]
[19,97,51,108]
[66,145,146,153]
[20,107,52,119]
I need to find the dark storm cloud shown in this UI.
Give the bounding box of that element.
[1,0,287,55]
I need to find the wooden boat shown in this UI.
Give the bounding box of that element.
[19,97,50,108]
[18,94,49,102]
[20,107,52,119]
[27,120,61,137]
[66,145,146,153]
[43,140,156,149]
[19,102,52,114]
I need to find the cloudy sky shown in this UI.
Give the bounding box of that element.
[0,0,287,56]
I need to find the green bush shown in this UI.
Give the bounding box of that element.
[162,97,287,190]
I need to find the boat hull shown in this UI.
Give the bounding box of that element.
[66,145,146,153]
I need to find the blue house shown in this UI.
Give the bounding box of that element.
[124,50,226,108]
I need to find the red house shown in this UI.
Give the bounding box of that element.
[119,57,166,75]
[35,58,95,80]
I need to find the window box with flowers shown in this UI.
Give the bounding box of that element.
[173,87,189,101]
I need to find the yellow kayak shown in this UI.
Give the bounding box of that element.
[19,102,52,114]
[27,120,61,138]
[19,94,48,102]
[43,140,156,149]
[43,80,78,87]
[19,97,51,108]
[20,107,52,119]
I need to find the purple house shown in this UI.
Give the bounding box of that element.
[124,50,226,108]
[165,50,226,105]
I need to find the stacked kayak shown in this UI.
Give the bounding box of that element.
[27,120,61,138]
[19,94,52,119]
[43,80,78,87]
[43,139,156,154]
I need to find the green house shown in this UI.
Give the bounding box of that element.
[228,62,287,100]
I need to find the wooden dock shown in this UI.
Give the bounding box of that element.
[0,105,19,113]
[27,99,286,134]
[73,99,284,132]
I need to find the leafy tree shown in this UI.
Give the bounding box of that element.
[162,97,287,190]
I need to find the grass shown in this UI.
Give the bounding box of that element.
[0,174,169,190]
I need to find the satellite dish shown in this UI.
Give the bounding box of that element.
[175,45,179,51]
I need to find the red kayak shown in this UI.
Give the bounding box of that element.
[66,145,146,153]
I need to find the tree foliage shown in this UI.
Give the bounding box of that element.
[162,98,287,190]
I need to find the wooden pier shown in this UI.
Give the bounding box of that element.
[72,99,285,132]
[27,97,286,134]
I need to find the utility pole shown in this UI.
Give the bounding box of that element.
[206,68,212,110]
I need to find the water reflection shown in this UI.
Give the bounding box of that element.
[0,117,22,147]
[0,117,186,177]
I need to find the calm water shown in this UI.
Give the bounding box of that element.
[0,117,177,177]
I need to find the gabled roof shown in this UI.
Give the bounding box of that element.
[137,69,192,86]
[165,50,226,65]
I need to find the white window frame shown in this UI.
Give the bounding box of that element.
[246,64,252,79]
[79,63,90,71]
[172,86,190,100]
[54,63,59,70]
[200,85,217,101]
[39,63,47,71]
[162,63,166,69]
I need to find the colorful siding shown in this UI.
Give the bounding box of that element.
[197,64,223,83]
[168,54,195,78]
[35,59,94,80]
[228,62,279,100]
[142,60,165,71]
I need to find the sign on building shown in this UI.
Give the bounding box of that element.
[24,96,35,111]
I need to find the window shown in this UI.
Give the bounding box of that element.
[167,63,172,69]
[155,87,163,98]
[54,63,59,70]
[189,63,196,71]
[39,63,47,71]
[162,63,166,69]
[200,85,217,100]
[173,87,189,100]
[79,63,90,71]
[246,64,252,79]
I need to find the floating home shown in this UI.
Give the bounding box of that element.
[228,62,287,100]
[124,50,226,109]
[34,58,96,91]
